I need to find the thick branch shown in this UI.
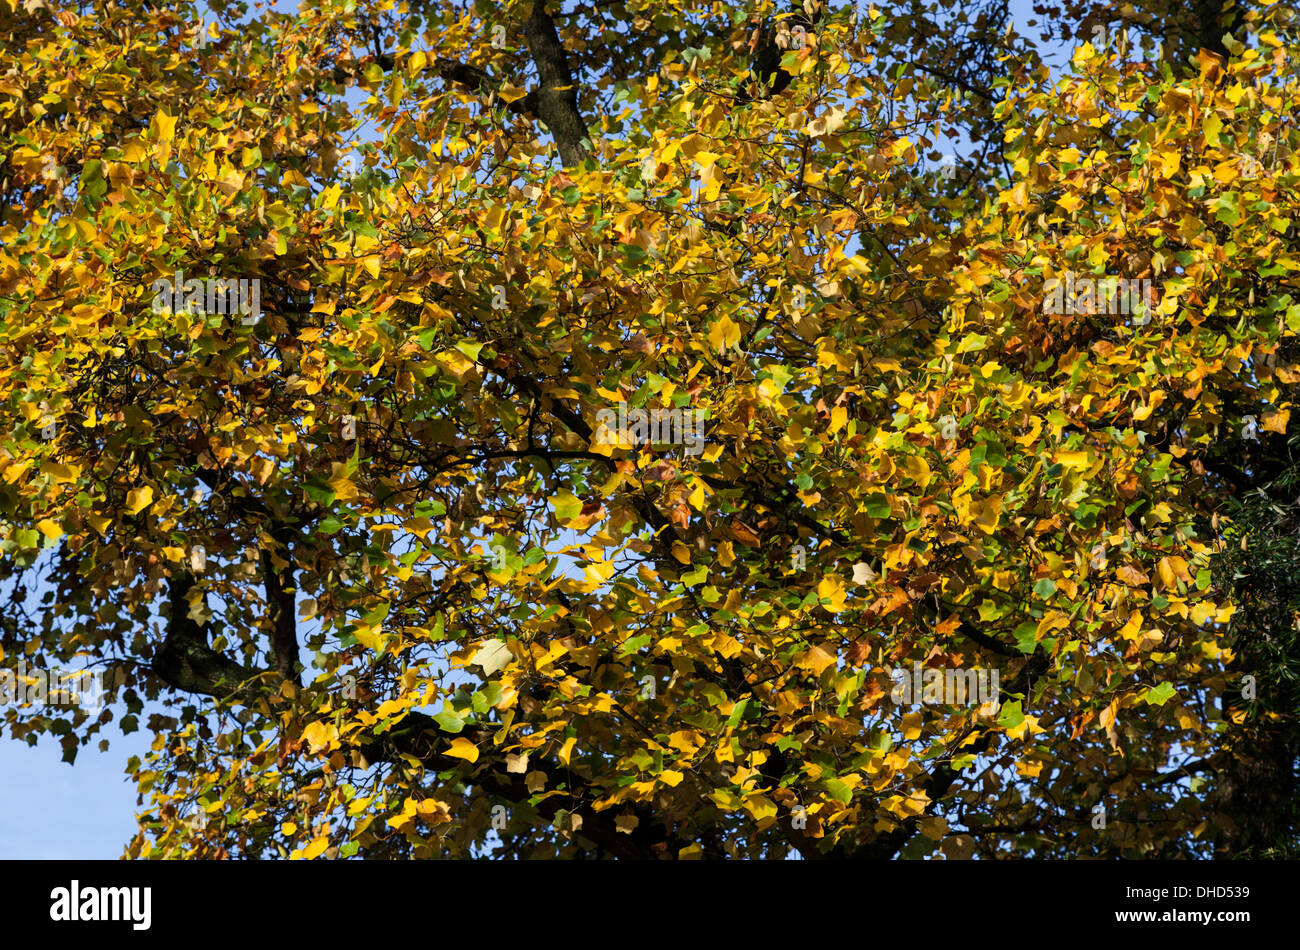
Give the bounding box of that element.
[155,573,260,698]
[522,3,589,167]
[262,525,301,684]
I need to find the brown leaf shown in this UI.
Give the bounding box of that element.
[1115,564,1150,586]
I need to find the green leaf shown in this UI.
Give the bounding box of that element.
[433,710,465,733]
[997,699,1025,730]
[865,494,892,518]
[551,488,583,523]
[1012,621,1038,653]
[824,778,853,804]
[304,479,335,506]
[727,698,748,729]
[1144,682,1176,706]
[455,340,483,362]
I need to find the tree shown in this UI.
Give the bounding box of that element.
[1,0,1297,859]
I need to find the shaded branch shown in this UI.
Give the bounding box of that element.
[522,2,589,166]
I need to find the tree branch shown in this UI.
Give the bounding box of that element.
[522,2,589,167]
[154,572,261,699]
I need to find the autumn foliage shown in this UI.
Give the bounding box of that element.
[1,0,1299,858]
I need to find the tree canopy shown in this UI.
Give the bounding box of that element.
[2,0,1298,858]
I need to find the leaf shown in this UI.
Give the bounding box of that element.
[445,738,480,763]
[708,315,741,353]
[797,642,837,675]
[864,494,892,518]
[1116,565,1150,586]
[35,518,62,540]
[742,794,777,821]
[125,486,154,515]
[1144,682,1176,706]
[997,700,1025,731]
[301,721,337,753]
[473,639,512,676]
[433,710,464,733]
[551,488,583,524]
[816,575,847,612]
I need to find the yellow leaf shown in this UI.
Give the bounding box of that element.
[1203,112,1222,146]
[901,711,923,740]
[969,496,1002,534]
[1057,190,1087,214]
[902,455,931,487]
[302,836,329,860]
[797,643,837,676]
[1156,557,1178,591]
[150,109,177,146]
[416,799,448,822]
[743,793,777,821]
[688,477,708,511]
[42,461,80,484]
[829,405,847,434]
[36,518,62,540]
[1099,698,1119,732]
[710,630,742,658]
[1263,409,1290,434]
[1007,713,1041,741]
[125,485,154,515]
[816,575,847,612]
[581,559,616,591]
[708,315,741,353]
[445,737,480,763]
[301,720,338,753]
